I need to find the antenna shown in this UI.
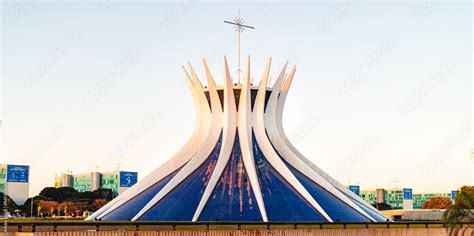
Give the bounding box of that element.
[224,10,255,84]
[91,165,101,172]
[390,180,400,189]
[116,161,122,171]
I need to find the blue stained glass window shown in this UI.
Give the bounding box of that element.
[252,132,327,222]
[345,194,387,222]
[138,133,223,221]
[102,168,180,220]
[199,133,262,221]
[287,165,370,222]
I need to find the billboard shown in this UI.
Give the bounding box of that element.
[120,171,138,187]
[6,165,29,183]
[348,185,360,196]
[403,188,413,200]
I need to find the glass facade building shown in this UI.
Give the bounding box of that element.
[383,189,404,209]
[101,172,120,194]
[0,166,6,193]
[72,174,94,192]
[355,187,454,210]
[55,171,137,197]
[360,189,377,205]
[413,193,451,209]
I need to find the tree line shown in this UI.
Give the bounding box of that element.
[1,187,113,217]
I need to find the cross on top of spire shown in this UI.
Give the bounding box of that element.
[224,11,255,33]
[224,10,255,84]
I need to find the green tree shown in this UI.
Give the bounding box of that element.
[39,187,78,202]
[92,188,113,201]
[422,196,452,209]
[0,193,18,213]
[89,198,108,211]
[443,186,474,235]
[76,191,94,202]
[20,195,49,217]
[17,187,114,216]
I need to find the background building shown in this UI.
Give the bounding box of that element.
[0,164,30,205]
[55,170,137,197]
[351,186,454,210]
[360,189,377,205]
[382,189,404,209]
[412,192,451,209]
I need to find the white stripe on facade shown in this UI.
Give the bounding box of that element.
[88,56,388,222]
[131,62,224,221]
[89,65,212,220]
[274,72,387,220]
[252,59,333,222]
[238,56,268,222]
[265,66,376,222]
[192,57,237,221]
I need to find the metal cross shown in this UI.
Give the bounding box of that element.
[224,10,255,84]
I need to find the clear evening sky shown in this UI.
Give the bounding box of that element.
[2,1,472,196]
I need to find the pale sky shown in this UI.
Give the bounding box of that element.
[1,1,472,197]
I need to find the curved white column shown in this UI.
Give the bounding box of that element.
[237,56,268,222]
[264,65,375,222]
[89,56,388,222]
[252,59,333,222]
[274,71,387,220]
[192,57,237,221]
[89,65,212,220]
[131,62,223,221]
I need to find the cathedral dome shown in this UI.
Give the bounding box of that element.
[86,57,388,222]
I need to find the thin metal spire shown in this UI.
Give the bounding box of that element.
[224,10,255,84]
